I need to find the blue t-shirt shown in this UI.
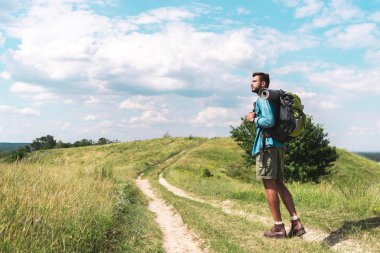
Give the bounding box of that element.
[251,97,285,156]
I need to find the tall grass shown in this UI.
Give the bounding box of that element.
[0,137,204,252]
[0,162,115,252]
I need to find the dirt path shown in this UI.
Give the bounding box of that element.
[159,169,373,253]
[136,174,207,253]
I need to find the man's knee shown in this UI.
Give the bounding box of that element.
[275,180,291,194]
[263,179,277,189]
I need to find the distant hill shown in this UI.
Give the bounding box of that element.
[0,143,30,152]
[356,152,380,162]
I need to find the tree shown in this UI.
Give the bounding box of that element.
[73,139,94,147]
[230,117,257,166]
[31,135,57,150]
[284,117,338,182]
[97,137,111,145]
[56,140,72,148]
[230,115,338,182]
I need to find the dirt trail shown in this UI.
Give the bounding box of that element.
[136,174,207,253]
[159,169,373,253]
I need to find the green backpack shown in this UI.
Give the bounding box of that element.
[260,89,305,142]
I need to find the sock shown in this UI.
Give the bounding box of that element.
[274,221,283,225]
[291,215,299,221]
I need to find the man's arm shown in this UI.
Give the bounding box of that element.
[254,99,275,128]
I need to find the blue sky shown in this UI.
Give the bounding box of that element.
[0,0,379,151]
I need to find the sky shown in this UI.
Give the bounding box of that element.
[0,0,379,151]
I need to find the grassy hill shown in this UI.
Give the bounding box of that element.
[0,137,378,252]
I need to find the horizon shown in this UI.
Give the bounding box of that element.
[1,137,380,153]
[0,0,379,151]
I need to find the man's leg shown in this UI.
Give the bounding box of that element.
[257,150,286,238]
[275,180,306,237]
[263,179,282,221]
[275,180,297,217]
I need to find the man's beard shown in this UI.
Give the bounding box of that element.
[252,87,260,93]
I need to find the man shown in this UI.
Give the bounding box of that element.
[246,72,306,239]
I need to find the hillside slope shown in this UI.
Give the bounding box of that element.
[161,138,380,252]
[0,137,378,252]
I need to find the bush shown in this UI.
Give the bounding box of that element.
[230,115,338,182]
[202,168,213,178]
[31,135,56,150]
[2,145,31,163]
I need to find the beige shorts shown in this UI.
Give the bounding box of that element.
[255,147,285,180]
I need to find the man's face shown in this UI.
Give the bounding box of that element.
[251,75,264,93]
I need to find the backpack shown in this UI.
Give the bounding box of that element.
[259,89,305,143]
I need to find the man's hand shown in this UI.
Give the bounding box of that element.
[246,112,255,122]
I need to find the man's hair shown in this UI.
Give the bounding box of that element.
[252,72,270,87]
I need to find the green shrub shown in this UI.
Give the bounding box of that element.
[230,115,338,182]
[1,145,31,163]
[202,168,213,178]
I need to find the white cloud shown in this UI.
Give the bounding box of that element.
[306,67,380,92]
[119,96,155,110]
[63,99,74,104]
[346,126,376,136]
[130,7,197,25]
[369,11,380,22]
[319,101,338,109]
[292,0,364,31]
[236,7,250,15]
[277,0,362,26]
[365,49,380,65]
[83,114,97,121]
[62,122,70,130]
[99,120,112,127]
[0,71,11,79]
[190,106,238,127]
[295,90,316,99]
[311,0,364,28]
[10,82,46,93]
[1,1,318,99]
[33,93,58,101]
[377,120,380,129]
[9,82,59,103]
[273,61,330,75]
[325,23,378,49]
[275,0,301,8]
[129,110,168,124]
[84,96,101,105]
[295,0,324,18]
[0,104,40,115]
[0,32,5,47]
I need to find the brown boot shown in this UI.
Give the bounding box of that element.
[288,219,306,238]
[264,223,287,239]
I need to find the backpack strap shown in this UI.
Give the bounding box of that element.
[260,130,271,154]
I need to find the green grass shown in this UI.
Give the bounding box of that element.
[163,137,380,248]
[148,166,332,253]
[0,137,204,252]
[0,136,378,252]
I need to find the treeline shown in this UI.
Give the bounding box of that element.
[30,135,117,150]
[0,135,118,163]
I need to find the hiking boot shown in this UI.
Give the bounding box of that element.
[264,223,287,239]
[288,219,306,238]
